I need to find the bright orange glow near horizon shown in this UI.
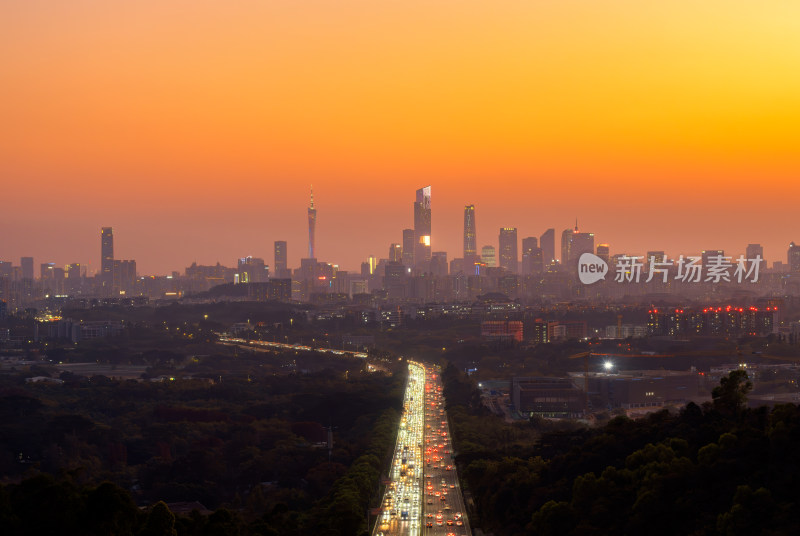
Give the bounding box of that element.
[2,1,799,274]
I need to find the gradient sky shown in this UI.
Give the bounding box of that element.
[2,1,799,275]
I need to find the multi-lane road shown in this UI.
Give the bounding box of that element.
[374,362,471,536]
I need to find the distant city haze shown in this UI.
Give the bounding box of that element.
[2,1,799,274]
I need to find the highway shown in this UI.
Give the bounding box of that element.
[421,366,471,536]
[373,362,471,536]
[218,335,369,359]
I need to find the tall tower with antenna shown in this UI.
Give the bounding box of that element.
[308,185,317,259]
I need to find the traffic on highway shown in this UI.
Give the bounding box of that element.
[373,362,471,536]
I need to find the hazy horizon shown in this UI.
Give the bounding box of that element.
[3,1,798,274]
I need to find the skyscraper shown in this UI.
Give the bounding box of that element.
[701,249,725,266]
[20,257,33,280]
[431,251,448,277]
[101,227,114,285]
[481,245,496,267]
[789,242,800,273]
[307,186,317,259]
[521,237,542,274]
[463,205,476,259]
[596,244,610,264]
[540,229,555,266]
[498,227,518,273]
[238,256,268,283]
[571,231,595,261]
[402,229,415,266]
[561,228,573,264]
[274,241,288,278]
[562,221,594,265]
[414,186,431,269]
[389,243,402,263]
[746,244,764,263]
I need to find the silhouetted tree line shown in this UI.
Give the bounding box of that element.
[0,366,405,535]
[443,366,800,536]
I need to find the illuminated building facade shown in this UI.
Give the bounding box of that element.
[389,243,402,263]
[237,256,268,284]
[463,204,477,259]
[308,186,317,259]
[481,245,496,267]
[413,186,431,270]
[101,227,114,289]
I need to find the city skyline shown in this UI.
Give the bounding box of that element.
[3,191,799,279]
[2,2,799,274]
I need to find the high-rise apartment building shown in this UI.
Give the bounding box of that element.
[414,186,432,269]
[463,205,477,259]
[499,227,518,273]
[307,187,317,259]
[540,229,555,266]
[274,241,288,278]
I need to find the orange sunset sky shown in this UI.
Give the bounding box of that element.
[2,1,799,275]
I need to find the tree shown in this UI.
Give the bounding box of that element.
[712,370,752,416]
[140,501,177,536]
[85,482,139,536]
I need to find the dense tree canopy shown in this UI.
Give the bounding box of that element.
[444,369,800,536]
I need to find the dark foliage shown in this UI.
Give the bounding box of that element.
[444,370,800,536]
